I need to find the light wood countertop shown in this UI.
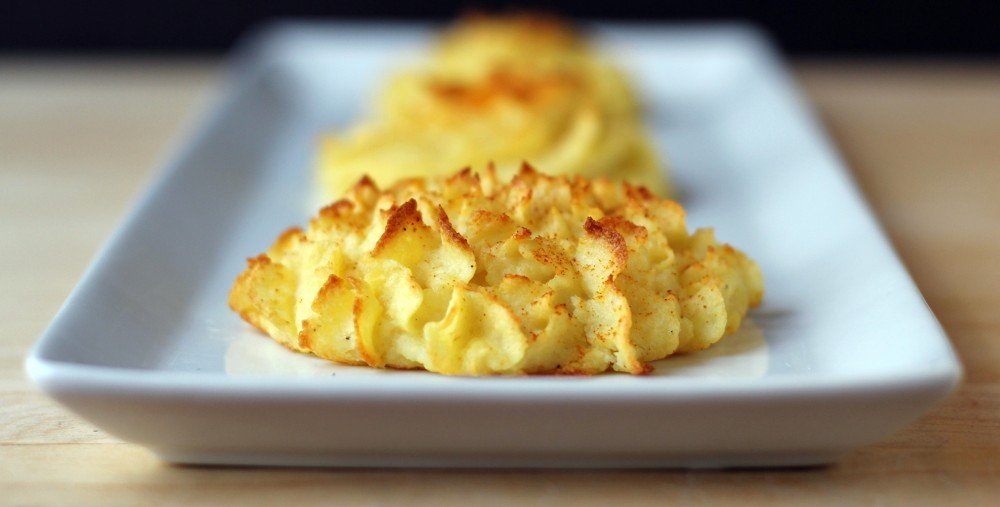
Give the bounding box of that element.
[1,58,997,505]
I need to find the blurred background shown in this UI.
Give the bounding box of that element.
[2,0,999,56]
[2,1,999,497]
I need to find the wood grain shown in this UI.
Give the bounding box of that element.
[1,58,998,505]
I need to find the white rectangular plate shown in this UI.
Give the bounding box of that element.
[27,22,961,468]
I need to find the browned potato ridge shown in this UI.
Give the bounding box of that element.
[230,165,763,375]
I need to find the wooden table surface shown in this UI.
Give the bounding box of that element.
[1,58,997,506]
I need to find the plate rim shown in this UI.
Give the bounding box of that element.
[25,21,962,419]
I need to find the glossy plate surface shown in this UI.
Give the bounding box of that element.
[27,23,961,468]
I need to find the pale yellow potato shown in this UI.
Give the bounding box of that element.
[230,166,763,375]
[319,14,669,198]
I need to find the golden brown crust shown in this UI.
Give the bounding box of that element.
[583,217,629,272]
[318,199,354,219]
[428,70,579,109]
[317,14,671,198]
[227,255,271,330]
[434,205,472,252]
[230,167,763,375]
[373,199,424,255]
[597,215,649,246]
[270,228,305,256]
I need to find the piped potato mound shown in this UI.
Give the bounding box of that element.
[319,14,668,198]
[229,166,762,375]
